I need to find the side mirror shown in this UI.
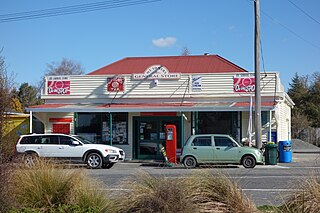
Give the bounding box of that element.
[72,141,80,146]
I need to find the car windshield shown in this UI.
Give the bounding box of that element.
[73,135,94,144]
[229,136,242,147]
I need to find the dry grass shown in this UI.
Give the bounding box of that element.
[282,174,320,213]
[11,158,110,212]
[183,171,259,213]
[113,170,259,213]
[114,172,196,213]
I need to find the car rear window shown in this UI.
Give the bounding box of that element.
[192,136,212,146]
[19,136,41,144]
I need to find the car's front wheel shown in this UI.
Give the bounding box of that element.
[242,155,256,168]
[102,163,115,169]
[183,156,197,168]
[86,153,102,169]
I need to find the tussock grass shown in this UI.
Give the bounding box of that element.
[12,158,110,212]
[281,175,320,213]
[114,171,259,213]
[183,171,259,213]
[114,172,196,213]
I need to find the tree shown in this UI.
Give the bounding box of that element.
[18,83,41,110]
[287,72,309,108]
[0,54,14,140]
[45,58,84,76]
[0,52,17,165]
[305,72,320,127]
[181,47,191,56]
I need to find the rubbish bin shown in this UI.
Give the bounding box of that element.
[278,140,292,163]
[264,142,278,165]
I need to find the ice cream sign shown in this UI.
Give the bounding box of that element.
[47,76,70,95]
[233,75,255,93]
[132,65,181,80]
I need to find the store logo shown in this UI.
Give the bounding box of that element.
[132,65,181,80]
[47,76,70,95]
[233,75,255,93]
[107,77,124,92]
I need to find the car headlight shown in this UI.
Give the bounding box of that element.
[105,149,117,153]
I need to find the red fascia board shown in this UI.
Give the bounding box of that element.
[28,104,67,108]
[233,102,275,107]
[97,103,195,108]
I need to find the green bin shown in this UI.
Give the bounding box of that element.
[264,143,278,165]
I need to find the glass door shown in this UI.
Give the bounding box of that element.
[134,116,181,160]
[138,120,161,160]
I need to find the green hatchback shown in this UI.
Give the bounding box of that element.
[180,134,264,168]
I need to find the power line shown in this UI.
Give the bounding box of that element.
[286,0,320,26]
[261,10,320,50]
[0,0,161,23]
[245,0,320,51]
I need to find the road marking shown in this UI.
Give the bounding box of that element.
[98,188,302,192]
[241,189,300,192]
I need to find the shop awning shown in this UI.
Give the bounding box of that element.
[27,102,276,113]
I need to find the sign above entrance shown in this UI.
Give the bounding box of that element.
[132,65,181,80]
[233,75,255,93]
[47,76,70,95]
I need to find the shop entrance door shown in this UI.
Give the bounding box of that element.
[133,116,180,160]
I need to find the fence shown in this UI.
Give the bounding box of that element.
[296,127,320,147]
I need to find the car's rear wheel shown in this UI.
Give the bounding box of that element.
[102,163,115,169]
[86,153,102,169]
[23,153,38,167]
[183,156,197,168]
[242,155,256,168]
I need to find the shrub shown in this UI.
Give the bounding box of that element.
[183,170,259,213]
[11,158,110,212]
[282,175,320,213]
[114,172,195,213]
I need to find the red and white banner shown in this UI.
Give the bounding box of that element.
[107,77,124,92]
[233,76,255,93]
[47,76,70,95]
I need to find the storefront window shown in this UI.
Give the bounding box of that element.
[75,112,128,145]
[197,112,240,140]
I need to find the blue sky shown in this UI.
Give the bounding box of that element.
[1,0,319,90]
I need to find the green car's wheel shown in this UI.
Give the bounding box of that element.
[183,156,197,168]
[242,155,256,168]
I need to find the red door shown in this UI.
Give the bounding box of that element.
[52,124,70,134]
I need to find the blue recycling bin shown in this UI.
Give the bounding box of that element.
[278,140,292,163]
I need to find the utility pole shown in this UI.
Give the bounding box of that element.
[254,0,262,148]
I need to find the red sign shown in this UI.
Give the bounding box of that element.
[107,78,124,92]
[47,80,70,95]
[233,76,255,93]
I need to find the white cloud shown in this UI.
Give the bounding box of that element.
[228,25,235,31]
[152,37,177,48]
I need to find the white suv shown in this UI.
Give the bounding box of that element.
[16,133,125,169]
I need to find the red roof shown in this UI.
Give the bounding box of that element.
[87,55,247,75]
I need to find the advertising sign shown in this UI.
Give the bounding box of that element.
[233,75,255,93]
[192,75,202,91]
[107,77,124,92]
[47,76,70,95]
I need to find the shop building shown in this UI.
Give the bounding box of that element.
[28,55,294,160]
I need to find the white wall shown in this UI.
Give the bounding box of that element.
[42,72,281,101]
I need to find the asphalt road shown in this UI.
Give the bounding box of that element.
[85,153,320,207]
